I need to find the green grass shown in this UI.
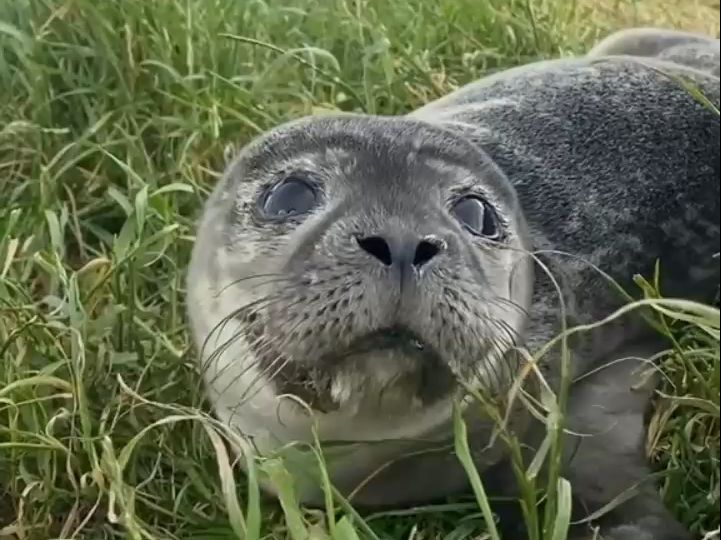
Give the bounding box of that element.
[0,0,719,539]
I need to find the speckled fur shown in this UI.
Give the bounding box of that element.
[187,28,719,540]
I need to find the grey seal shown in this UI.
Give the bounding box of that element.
[186,27,720,540]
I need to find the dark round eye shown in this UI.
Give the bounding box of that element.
[450,196,501,239]
[260,176,319,219]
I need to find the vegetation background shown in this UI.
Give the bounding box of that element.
[1,0,719,539]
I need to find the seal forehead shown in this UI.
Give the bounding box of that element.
[225,114,519,214]
[234,115,442,172]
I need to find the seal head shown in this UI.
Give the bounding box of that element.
[187,114,532,485]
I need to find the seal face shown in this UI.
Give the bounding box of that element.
[187,115,532,459]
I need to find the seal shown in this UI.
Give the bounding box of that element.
[187,27,720,540]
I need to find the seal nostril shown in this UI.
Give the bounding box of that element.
[413,238,443,268]
[357,236,393,266]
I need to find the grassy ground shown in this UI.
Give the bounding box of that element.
[0,0,719,539]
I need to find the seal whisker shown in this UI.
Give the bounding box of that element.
[464,314,521,393]
[199,294,310,390]
[486,296,531,318]
[215,272,293,298]
[205,293,311,389]
[233,319,311,404]
[202,286,285,348]
[209,280,341,401]
[200,292,284,376]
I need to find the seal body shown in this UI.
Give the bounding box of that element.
[587,26,721,76]
[187,28,719,540]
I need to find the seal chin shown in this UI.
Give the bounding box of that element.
[318,325,458,414]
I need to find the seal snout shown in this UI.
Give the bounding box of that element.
[355,232,447,285]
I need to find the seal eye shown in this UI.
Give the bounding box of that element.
[261,176,319,219]
[451,196,500,239]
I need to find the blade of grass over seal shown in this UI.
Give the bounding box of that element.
[262,457,311,540]
[243,439,263,540]
[202,422,249,540]
[335,517,362,540]
[549,478,572,540]
[311,423,338,538]
[452,400,501,540]
[571,470,669,526]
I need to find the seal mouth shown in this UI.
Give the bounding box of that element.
[339,325,437,362]
[272,324,457,411]
[328,325,456,406]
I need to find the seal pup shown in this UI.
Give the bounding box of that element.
[187,27,720,540]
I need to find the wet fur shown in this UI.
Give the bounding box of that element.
[187,28,720,539]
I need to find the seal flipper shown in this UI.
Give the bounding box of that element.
[487,339,690,540]
[562,340,690,540]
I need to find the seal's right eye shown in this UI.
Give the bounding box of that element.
[260,176,319,219]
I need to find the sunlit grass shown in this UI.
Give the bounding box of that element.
[1,0,718,538]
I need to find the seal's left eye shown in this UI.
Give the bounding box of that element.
[261,176,319,219]
[451,195,501,240]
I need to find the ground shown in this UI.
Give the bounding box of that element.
[0,0,719,539]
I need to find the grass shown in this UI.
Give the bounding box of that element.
[0,0,719,539]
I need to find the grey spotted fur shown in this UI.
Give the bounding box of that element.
[409,28,720,540]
